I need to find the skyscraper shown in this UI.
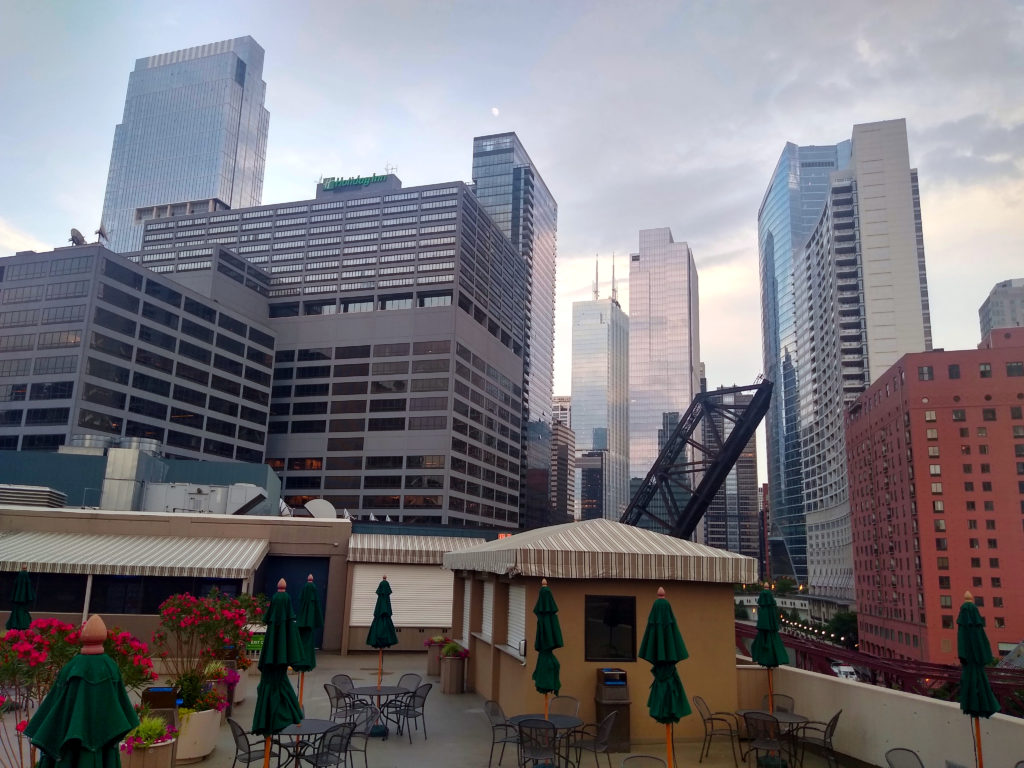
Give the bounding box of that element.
[101,37,270,253]
[552,395,571,427]
[628,228,700,482]
[979,278,1024,340]
[571,283,629,520]
[472,133,558,528]
[549,420,575,522]
[760,118,933,616]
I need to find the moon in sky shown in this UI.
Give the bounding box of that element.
[491,107,500,117]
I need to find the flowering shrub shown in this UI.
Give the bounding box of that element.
[424,634,451,648]
[105,627,159,693]
[440,640,469,659]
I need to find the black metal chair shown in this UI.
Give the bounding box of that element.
[760,694,796,714]
[621,757,667,768]
[301,722,356,768]
[517,718,561,768]
[228,717,279,768]
[324,682,351,722]
[692,696,739,767]
[382,682,432,743]
[571,710,618,768]
[742,711,791,768]
[795,709,841,768]
[396,672,423,691]
[484,699,519,768]
[343,703,379,768]
[331,673,370,706]
[885,748,925,768]
[550,695,581,716]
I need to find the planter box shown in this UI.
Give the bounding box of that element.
[426,644,442,677]
[121,739,175,768]
[440,656,465,694]
[233,671,249,704]
[174,707,220,764]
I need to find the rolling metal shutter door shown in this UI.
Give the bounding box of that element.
[460,577,472,647]
[481,580,494,641]
[348,564,453,628]
[507,584,526,655]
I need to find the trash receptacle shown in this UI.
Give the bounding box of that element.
[140,686,178,709]
[595,667,630,752]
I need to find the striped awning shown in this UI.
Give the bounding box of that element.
[349,534,487,565]
[0,530,268,579]
[442,518,757,584]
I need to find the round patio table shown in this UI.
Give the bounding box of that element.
[509,713,584,732]
[351,685,409,739]
[279,718,338,767]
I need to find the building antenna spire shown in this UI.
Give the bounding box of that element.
[611,251,618,304]
[593,255,600,300]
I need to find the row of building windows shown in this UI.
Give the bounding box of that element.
[918,362,1024,380]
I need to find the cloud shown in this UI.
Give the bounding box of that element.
[0,218,50,257]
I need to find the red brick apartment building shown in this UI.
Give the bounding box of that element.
[846,328,1024,663]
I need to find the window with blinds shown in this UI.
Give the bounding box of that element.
[481,580,494,641]
[507,584,526,656]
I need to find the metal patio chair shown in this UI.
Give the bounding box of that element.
[692,695,739,766]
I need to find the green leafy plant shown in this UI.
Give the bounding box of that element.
[440,641,469,659]
[121,714,176,753]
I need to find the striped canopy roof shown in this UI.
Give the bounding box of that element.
[442,518,756,584]
[0,530,268,579]
[349,533,487,565]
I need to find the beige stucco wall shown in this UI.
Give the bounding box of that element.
[455,573,738,747]
[0,507,351,650]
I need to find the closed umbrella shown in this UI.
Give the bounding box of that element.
[293,574,324,706]
[531,578,563,719]
[24,614,138,768]
[638,586,691,768]
[5,568,34,630]
[252,578,304,768]
[750,589,789,712]
[366,576,398,689]
[957,592,999,768]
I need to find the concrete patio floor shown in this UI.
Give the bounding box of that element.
[182,651,832,768]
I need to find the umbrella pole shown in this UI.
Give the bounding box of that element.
[544,692,549,719]
[666,723,673,768]
[298,670,305,706]
[377,648,383,688]
[263,736,272,768]
[767,668,775,712]
[973,716,983,768]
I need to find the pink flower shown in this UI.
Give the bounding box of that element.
[16,720,28,733]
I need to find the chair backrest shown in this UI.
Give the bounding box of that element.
[324,682,345,711]
[622,756,667,768]
[518,718,557,755]
[594,710,618,748]
[331,673,355,693]
[692,695,712,722]
[823,709,842,740]
[744,711,781,742]
[349,703,379,735]
[397,672,422,691]
[484,699,509,728]
[227,717,249,751]
[885,748,925,768]
[412,682,432,709]
[318,722,356,764]
[760,693,795,713]
[549,695,581,716]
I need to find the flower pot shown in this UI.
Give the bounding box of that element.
[174,708,220,764]
[120,739,175,768]
[233,671,249,704]
[440,656,465,694]
[426,644,442,676]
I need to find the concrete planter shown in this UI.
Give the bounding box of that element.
[120,739,175,768]
[440,656,465,694]
[173,708,220,764]
[426,644,442,677]
[233,671,249,704]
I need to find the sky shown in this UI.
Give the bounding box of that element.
[2,1,1023,481]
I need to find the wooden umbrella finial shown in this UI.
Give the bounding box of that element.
[307,574,314,583]
[964,591,974,602]
[657,586,666,598]
[277,578,287,591]
[542,578,548,587]
[81,614,107,654]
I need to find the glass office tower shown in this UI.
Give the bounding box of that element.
[571,295,629,519]
[628,228,700,483]
[472,133,558,528]
[758,140,850,584]
[101,37,270,253]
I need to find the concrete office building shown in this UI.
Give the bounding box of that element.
[628,228,700,482]
[571,289,629,520]
[0,244,274,460]
[101,37,269,253]
[980,278,1024,340]
[759,119,932,610]
[472,133,558,529]
[552,395,571,428]
[549,420,575,521]
[129,174,529,529]
[846,328,1024,663]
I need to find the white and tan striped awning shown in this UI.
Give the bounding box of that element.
[0,530,268,579]
[349,534,487,565]
[442,518,757,584]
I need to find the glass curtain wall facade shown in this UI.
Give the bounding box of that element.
[472,133,558,528]
[628,228,700,482]
[101,37,269,253]
[758,141,850,584]
[571,296,629,519]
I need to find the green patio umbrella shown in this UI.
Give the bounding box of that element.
[5,567,35,630]
[25,614,138,768]
[293,574,324,706]
[531,578,563,718]
[252,578,304,768]
[957,592,999,768]
[750,588,789,712]
[366,576,398,689]
[638,586,691,768]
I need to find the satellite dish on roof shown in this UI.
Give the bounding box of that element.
[305,499,336,519]
[69,229,86,246]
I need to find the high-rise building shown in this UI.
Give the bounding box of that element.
[759,119,932,612]
[101,37,270,253]
[701,386,760,560]
[472,133,558,529]
[979,278,1024,340]
[846,328,1024,663]
[628,228,700,482]
[552,395,571,428]
[571,288,629,520]
[549,420,575,521]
